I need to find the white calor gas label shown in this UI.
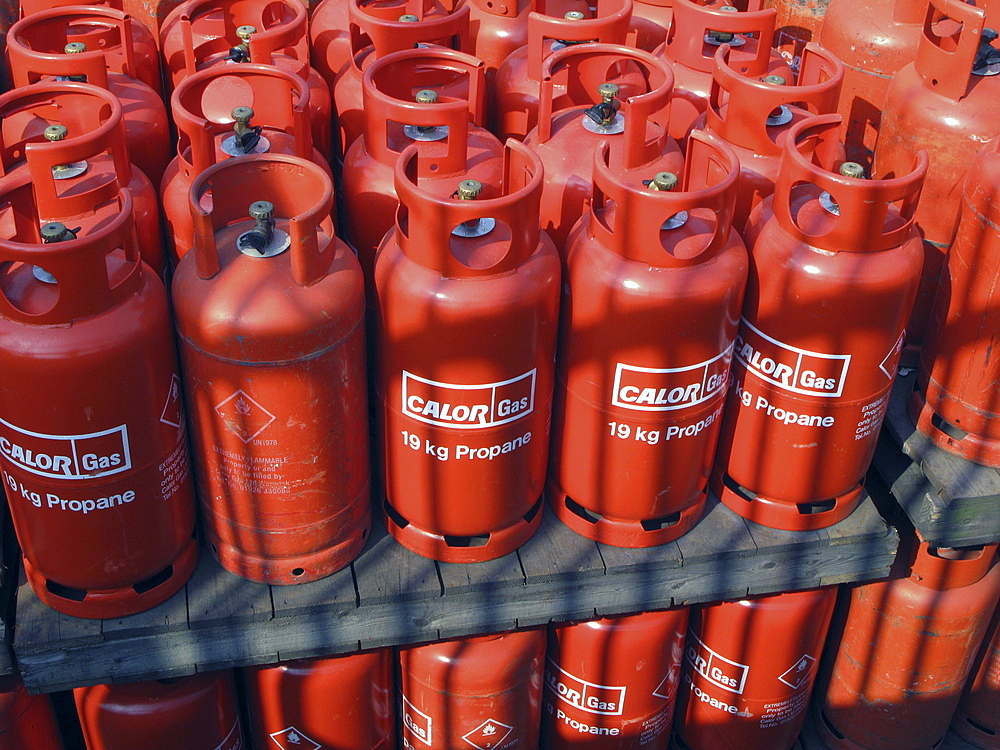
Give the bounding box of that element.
[401,370,535,429]
[545,659,627,715]
[612,346,732,412]
[685,633,749,695]
[734,319,850,398]
[0,418,131,480]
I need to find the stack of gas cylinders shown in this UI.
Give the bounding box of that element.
[0,0,998,747]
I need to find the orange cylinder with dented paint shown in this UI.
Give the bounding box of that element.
[542,610,689,747]
[765,0,829,73]
[549,133,746,547]
[711,115,924,531]
[399,629,546,750]
[951,602,1000,748]
[0,677,64,750]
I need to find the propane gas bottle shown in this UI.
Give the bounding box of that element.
[875,0,1000,351]
[0,677,64,750]
[542,610,689,747]
[674,588,837,750]
[173,154,369,585]
[243,650,395,750]
[75,672,243,750]
[696,41,843,230]
[399,629,546,750]
[375,140,560,563]
[523,42,684,252]
[0,182,197,619]
[816,543,1000,750]
[659,0,791,143]
[549,132,747,547]
[913,136,1000,467]
[630,0,673,52]
[341,47,503,280]
[951,602,1000,748]
[492,0,633,142]
[0,81,165,276]
[711,114,925,531]
[765,0,830,73]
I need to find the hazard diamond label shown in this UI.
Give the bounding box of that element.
[778,654,817,690]
[879,330,906,379]
[463,719,514,750]
[652,665,680,700]
[160,374,183,428]
[214,389,276,443]
[269,726,321,749]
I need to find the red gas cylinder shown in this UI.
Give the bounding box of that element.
[765,0,829,73]
[492,0,632,141]
[542,609,689,746]
[951,602,1000,748]
[342,47,503,279]
[0,182,197,618]
[0,676,64,750]
[523,42,683,251]
[816,544,1000,750]
[6,11,170,186]
[660,0,790,143]
[875,0,1000,351]
[819,0,923,166]
[162,63,327,265]
[399,629,546,750]
[75,672,243,750]
[698,41,842,230]
[630,0,673,52]
[711,115,925,531]
[549,133,746,547]
[675,587,837,750]
[0,81,164,276]
[913,136,1000,467]
[243,650,394,749]
[173,154,370,584]
[375,141,559,562]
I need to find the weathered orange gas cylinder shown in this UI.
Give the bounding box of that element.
[0,81,165,276]
[173,154,370,584]
[162,63,327,264]
[675,588,837,750]
[659,0,790,143]
[549,133,746,547]
[710,115,925,531]
[875,0,1000,352]
[542,610,689,746]
[0,677,64,750]
[0,182,197,619]
[630,0,673,52]
[819,0,923,165]
[913,136,1000,467]
[765,0,829,73]
[375,141,559,562]
[816,544,1000,750]
[75,672,243,750]
[399,629,546,750]
[6,12,170,186]
[492,0,632,141]
[342,47,503,279]
[523,42,683,251]
[951,602,1000,748]
[697,41,842,230]
[243,650,395,750]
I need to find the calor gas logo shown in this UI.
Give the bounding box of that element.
[401,370,535,429]
[612,346,733,412]
[0,418,131,480]
[685,633,749,695]
[734,319,850,398]
[544,659,626,715]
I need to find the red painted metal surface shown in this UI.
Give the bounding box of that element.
[243,649,394,749]
[875,0,1000,351]
[816,544,1000,750]
[0,676,64,750]
[675,588,836,750]
[375,141,559,562]
[765,0,829,73]
[630,0,672,52]
[173,154,370,584]
[549,133,746,547]
[951,602,1000,748]
[399,629,546,750]
[75,672,243,750]
[6,9,170,186]
[0,181,196,618]
[660,0,789,143]
[913,136,1000,467]
[698,41,842,230]
[161,63,327,265]
[542,609,689,746]
[711,115,925,531]
[523,42,683,251]
[342,47,503,280]
[0,81,165,276]
[492,0,632,141]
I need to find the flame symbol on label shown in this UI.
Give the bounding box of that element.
[235,397,252,415]
[287,731,301,744]
[482,724,496,736]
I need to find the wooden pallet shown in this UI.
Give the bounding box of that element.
[873,369,1000,547]
[13,491,898,693]
[0,512,15,676]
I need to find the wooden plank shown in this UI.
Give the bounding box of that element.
[102,584,188,639]
[352,520,441,604]
[185,550,273,629]
[270,564,357,619]
[517,503,605,584]
[14,577,102,653]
